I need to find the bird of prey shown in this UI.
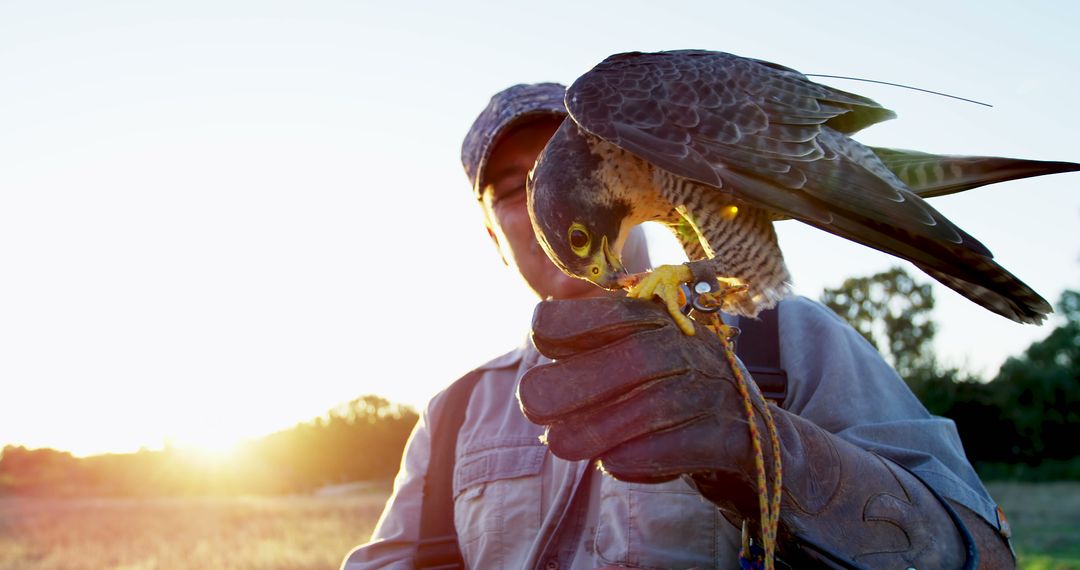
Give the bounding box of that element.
[528,50,1079,335]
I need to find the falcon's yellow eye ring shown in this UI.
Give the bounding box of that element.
[568,223,591,257]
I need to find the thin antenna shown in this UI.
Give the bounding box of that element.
[806,74,993,107]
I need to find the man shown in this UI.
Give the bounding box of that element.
[342,84,1013,569]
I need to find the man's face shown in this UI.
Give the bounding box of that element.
[481,118,602,301]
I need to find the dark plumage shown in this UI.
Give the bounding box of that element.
[528,50,1079,324]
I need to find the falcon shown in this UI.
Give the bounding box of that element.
[527,50,1079,335]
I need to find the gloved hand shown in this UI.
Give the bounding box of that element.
[518,296,766,491]
[518,296,989,568]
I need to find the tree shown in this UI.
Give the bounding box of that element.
[820,266,937,381]
[989,290,1080,463]
[823,271,1080,474]
[0,445,85,495]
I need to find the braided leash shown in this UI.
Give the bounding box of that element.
[697,295,783,570]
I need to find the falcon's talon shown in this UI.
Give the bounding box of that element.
[625,264,696,335]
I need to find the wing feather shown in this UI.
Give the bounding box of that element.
[566,49,1050,323]
[566,50,982,263]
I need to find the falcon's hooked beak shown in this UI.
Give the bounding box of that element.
[585,235,626,290]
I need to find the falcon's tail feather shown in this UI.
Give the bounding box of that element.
[869,147,1080,199]
[913,259,1051,325]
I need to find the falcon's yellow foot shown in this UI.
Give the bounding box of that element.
[624,264,696,335]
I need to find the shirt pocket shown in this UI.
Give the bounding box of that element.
[453,437,546,566]
[595,478,734,570]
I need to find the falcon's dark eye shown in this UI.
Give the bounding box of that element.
[570,229,588,249]
[568,222,592,257]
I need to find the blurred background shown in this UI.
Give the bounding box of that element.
[1,1,1077,568]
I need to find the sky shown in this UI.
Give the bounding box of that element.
[1,1,1077,456]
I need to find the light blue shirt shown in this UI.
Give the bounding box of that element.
[342,296,1000,569]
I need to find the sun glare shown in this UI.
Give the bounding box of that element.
[167,434,245,463]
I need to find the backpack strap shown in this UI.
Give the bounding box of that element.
[735,307,788,406]
[414,369,485,570]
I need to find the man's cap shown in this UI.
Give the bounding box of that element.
[461,83,567,199]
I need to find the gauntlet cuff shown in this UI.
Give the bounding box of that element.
[690,407,975,569]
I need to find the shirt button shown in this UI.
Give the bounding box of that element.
[544,559,560,570]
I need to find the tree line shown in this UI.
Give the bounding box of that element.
[0,395,418,496]
[821,268,1079,480]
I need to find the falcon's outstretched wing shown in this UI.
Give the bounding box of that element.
[566,50,1053,324]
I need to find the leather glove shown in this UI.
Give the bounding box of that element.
[518,296,765,488]
[519,296,992,568]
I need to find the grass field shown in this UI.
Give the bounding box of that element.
[987,482,1080,570]
[0,482,1075,569]
[0,493,387,570]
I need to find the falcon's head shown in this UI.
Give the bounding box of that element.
[528,121,633,290]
